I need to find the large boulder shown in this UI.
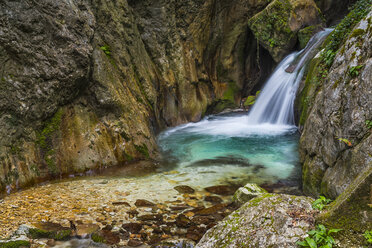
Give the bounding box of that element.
[248,0,324,62]
[196,194,315,248]
[299,9,372,198]
[318,166,372,245]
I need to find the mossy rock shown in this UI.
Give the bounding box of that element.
[222,82,240,103]
[206,99,237,115]
[298,25,323,49]
[0,241,30,248]
[91,233,105,243]
[317,166,372,244]
[28,225,72,241]
[244,96,256,107]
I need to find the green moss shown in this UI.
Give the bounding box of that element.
[28,228,71,241]
[134,144,149,159]
[28,228,50,239]
[298,57,322,126]
[349,28,365,39]
[222,81,239,103]
[100,45,111,57]
[244,95,256,106]
[36,109,63,149]
[320,0,371,68]
[248,0,293,51]
[298,26,318,49]
[91,233,105,243]
[35,109,63,175]
[206,99,236,114]
[0,241,30,248]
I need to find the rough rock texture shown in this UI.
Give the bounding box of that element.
[196,194,315,248]
[299,10,372,198]
[232,183,267,206]
[318,166,372,245]
[0,0,327,194]
[248,0,324,62]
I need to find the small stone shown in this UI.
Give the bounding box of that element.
[127,209,139,216]
[204,185,238,195]
[204,195,223,203]
[122,223,143,234]
[175,214,191,228]
[135,199,155,207]
[112,201,131,207]
[232,183,267,206]
[174,185,195,194]
[127,239,143,247]
[137,214,162,222]
[195,204,228,215]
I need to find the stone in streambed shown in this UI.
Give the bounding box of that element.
[204,185,237,195]
[195,204,228,215]
[135,199,155,207]
[127,239,143,247]
[91,229,120,245]
[204,195,223,204]
[112,201,131,207]
[232,183,267,206]
[174,185,195,194]
[137,214,163,222]
[76,223,100,237]
[28,222,72,240]
[122,223,143,234]
[175,214,191,228]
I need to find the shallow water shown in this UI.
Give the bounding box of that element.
[157,112,301,189]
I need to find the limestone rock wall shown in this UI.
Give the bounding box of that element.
[299,9,372,198]
[0,0,325,194]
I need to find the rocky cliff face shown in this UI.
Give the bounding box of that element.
[0,0,326,194]
[299,5,371,198]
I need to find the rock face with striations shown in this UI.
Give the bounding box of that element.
[0,0,326,194]
[298,9,372,199]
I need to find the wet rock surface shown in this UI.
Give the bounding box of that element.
[0,176,245,246]
[299,10,372,198]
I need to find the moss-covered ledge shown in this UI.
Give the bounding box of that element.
[317,165,372,245]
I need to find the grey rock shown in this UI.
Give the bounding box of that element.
[299,11,372,198]
[196,194,315,248]
[232,183,267,206]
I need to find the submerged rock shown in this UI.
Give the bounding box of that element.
[204,185,238,196]
[135,199,156,207]
[174,186,195,194]
[232,183,267,206]
[196,194,315,248]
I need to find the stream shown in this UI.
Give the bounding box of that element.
[0,29,332,246]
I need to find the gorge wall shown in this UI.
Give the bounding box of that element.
[0,0,326,194]
[298,2,371,199]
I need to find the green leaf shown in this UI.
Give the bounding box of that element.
[297,240,309,247]
[328,229,342,234]
[305,237,317,248]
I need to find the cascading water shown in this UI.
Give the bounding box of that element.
[248,28,333,125]
[157,29,333,192]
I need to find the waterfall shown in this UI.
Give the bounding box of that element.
[247,28,333,125]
